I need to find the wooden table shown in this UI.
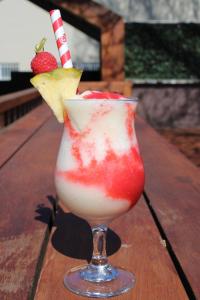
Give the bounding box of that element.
[0,104,200,300]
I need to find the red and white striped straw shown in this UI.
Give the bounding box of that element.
[50,9,73,68]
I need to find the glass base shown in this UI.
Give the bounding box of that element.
[63,264,135,298]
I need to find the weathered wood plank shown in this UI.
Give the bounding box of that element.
[79,80,133,97]
[0,88,39,113]
[35,196,187,299]
[136,116,200,299]
[0,117,62,299]
[0,104,51,168]
[0,114,4,127]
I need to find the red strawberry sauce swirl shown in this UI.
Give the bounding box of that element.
[57,96,144,206]
[83,91,123,100]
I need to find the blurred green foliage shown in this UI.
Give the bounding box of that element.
[125,23,200,79]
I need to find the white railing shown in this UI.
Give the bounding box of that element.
[0,63,19,81]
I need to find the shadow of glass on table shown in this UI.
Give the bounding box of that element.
[35,196,121,262]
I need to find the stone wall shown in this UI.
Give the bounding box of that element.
[134,85,200,128]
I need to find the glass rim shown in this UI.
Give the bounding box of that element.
[64,98,138,103]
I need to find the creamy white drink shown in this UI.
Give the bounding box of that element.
[55,93,144,225]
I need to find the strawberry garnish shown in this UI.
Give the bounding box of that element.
[31,38,58,74]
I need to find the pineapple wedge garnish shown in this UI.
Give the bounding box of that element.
[30,68,82,122]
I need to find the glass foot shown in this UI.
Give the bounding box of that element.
[64,264,135,298]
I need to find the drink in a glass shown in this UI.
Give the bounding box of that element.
[55,92,144,226]
[54,91,145,297]
[30,37,144,298]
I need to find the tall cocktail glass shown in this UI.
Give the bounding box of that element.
[55,98,145,298]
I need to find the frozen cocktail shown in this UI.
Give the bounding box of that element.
[55,91,144,226]
[30,10,144,298]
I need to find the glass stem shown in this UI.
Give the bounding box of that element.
[80,224,118,282]
[91,224,108,266]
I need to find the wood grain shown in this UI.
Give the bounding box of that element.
[35,196,187,300]
[0,104,51,168]
[136,116,200,299]
[158,128,200,168]
[1,107,197,299]
[0,117,62,299]
[0,88,39,113]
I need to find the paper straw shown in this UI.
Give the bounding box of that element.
[50,9,73,68]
